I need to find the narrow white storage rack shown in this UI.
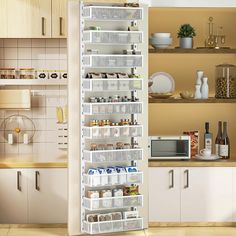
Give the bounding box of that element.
[80,2,145,234]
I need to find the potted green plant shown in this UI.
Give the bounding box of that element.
[177,24,196,49]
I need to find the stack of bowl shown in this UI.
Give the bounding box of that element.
[150,33,172,49]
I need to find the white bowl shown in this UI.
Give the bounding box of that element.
[151,44,170,49]
[152,33,171,38]
[150,37,173,45]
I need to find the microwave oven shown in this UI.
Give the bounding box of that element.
[148,135,191,160]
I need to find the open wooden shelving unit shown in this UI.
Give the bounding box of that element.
[149,97,236,103]
[149,48,236,54]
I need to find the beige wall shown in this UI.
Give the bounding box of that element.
[149,8,236,158]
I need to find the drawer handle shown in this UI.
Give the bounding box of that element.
[169,169,174,189]
[59,17,63,36]
[184,169,189,189]
[17,171,22,191]
[42,17,46,36]
[35,171,40,191]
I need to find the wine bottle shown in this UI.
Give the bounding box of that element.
[215,121,222,156]
[220,122,230,159]
[204,122,212,152]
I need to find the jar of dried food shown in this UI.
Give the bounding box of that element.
[19,68,35,79]
[0,68,8,79]
[7,68,16,79]
[215,64,236,98]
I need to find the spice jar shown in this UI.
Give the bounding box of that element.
[215,64,236,98]
[19,68,35,79]
[0,68,8,79]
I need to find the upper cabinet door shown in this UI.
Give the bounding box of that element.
[7,0,51,38]
[181,167,233,222]
[0,0,7,37]
[52,0,67,38]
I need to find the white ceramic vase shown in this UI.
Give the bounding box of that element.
[194,84,201,99]
[180,37,193,49]
[196,70,204,86]
[201,76,209,99]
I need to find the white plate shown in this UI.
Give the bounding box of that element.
[194,154,221,161]
[149,72,175,94]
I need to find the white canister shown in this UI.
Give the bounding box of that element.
[49,71,60,79]
[36,70,48,80]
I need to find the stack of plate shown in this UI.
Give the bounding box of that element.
[150,33,172,49]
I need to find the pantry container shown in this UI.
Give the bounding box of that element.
[215,64,236,98]
[0,68,16,79]
[19,68,35,79]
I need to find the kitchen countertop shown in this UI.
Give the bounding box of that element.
[0,154,67,168]
[149,159,236,167]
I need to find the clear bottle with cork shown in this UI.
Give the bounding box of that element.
[204,122,212,152]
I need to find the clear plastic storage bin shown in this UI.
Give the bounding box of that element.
[215,64,236,98]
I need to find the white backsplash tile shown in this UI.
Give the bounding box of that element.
[0,39,4,47]
[4,48,17,60]
[0,143,5,153]
[32,48,46,60]
[0,48,4,59]
[32,39,46,48]
[59,39,67,48]
[46,119,58,131]
[45,48,60,60]
[46,130,57,143]
[18,59,32,68]
[0,60,4,68]
[18,110,33,118]
[33,131,46,143]
[46,39,59,48]
[31,59,46,70]
[4,39,17,48]
[33,119,46,131]
[5,143,18,154]
[45,60,60,70]
[59,60,67,70]
[33,142,46,153]
[18,47,32,60]
[18,143,33,154]
[18,39,32,48]
[59,48,67,60]
[32,107,46,119]
[46,107,57,119]
[4,59,18,68]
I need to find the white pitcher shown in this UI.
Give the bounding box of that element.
[201,76,209,99]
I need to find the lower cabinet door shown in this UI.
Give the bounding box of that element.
[0,169,28,223]
[149,167,181,222]
[181,167,233,222]
[28,168,67,223]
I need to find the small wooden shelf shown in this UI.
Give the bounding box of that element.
[149,97,236,104]
[149,48,236,54]
[0,79,67,86]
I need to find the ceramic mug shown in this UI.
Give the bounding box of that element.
[200,148,211,157]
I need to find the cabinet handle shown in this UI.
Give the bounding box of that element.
[169,169,174,189]
[41,17,46,36]
[59,17,63,36]
[184,169,189,188]
[17,171,22,191]
[35,171,40,191]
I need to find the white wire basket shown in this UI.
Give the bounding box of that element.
[83,31,143,44]
[82,6,143,21]
[83,171,143,187]
[82,78,143,91]
[83,218,143,234]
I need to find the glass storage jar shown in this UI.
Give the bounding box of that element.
[19,68,35,79]
[7,68,16,79]
[0,68,8,79]
[215,64,236,98]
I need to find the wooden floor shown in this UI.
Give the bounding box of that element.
[1,227,236,236]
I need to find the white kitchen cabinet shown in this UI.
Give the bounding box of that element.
[149,167,233,223]
[232,168,236,221]
[52,0,67,38]
[0,0,7,37]
[7,0,51,38]
[149,167,181,222]
[0,169,28,223]
[181,167,233,222]
[28,168,67,223]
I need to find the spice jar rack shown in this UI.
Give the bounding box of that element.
[80,2,146,234]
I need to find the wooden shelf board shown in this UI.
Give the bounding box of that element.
[149,97,236,103]
[0,79,68,86]
[149,48,236,54]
